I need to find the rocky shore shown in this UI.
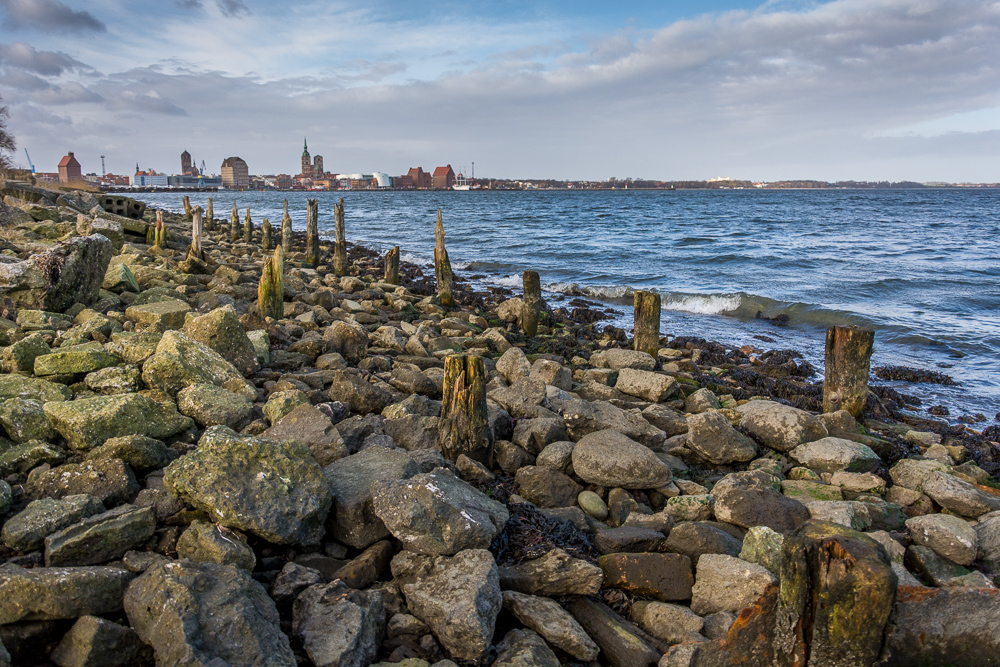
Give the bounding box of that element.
[0,180,998,667]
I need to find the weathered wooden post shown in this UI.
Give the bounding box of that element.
[434,209,455,307]
[522,270,541,336]
[243,207,254,244]
[187,206,203,261]
[229,201,239,242]
[182,195,193,222]
[204,197,214,231]
[438,354,493,467]
[149,210,166,248]
[384,246,400,285]
[258,245,284,320]
[823,325,875,418]
[306,199,321,267]
[261,218,272,251]
[281,199,292,253]
[634,291,662,357]
[332,198,348,276]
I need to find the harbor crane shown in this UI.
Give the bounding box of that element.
[23,148,35,174]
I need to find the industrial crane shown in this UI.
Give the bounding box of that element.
[23,148,35,174]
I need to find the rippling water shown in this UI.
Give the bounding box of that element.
[134,189,1000,422]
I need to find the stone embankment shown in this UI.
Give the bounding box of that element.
[0,181,998,667]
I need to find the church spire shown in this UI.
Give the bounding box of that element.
[302,137,309,157]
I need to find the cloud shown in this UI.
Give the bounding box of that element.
[216,0,248,17]
[28,80,102,104]
[0,0,105,33]
[175,0,202,8]
[0,41,90,75]
[109,90,188,117]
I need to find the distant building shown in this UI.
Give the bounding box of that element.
[274,174,295,189]
[180,150,200,177]
[336,173,374,189]
[400,167,431,189]
[35,172,59,184]
[167,174,222,188]
[132,167,168,187]
[58,152,82,184]
[432,165,455,189]
[300,139,323,179]
[373,172,393,188]
[221,157,250,189]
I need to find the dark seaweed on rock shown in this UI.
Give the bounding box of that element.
[874,365,958,385]
[721,368,823,412]
[488,501,600,567]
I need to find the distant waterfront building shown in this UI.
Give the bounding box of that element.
[300,139,324,179]
[58,152,82,184]
[132,166,168,187]
[336,173,374,189]
[373,172,393,188]
[400,167,431,189]
[167,174,222,188]
[221,157,250,189]
[432,165,455,189]
[180,150,200,177]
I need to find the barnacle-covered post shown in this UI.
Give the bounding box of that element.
[204,197,214,231]
[281,199,292,253]
[522,270,541,336]
[258,245,284,320]
[306,199,321,267]
[634,291,662,357]
[182,195,193,222]
[823,325,875,418]
[438,354,493,467]
[332,198,348,275]
[243,207,254,244]
[434,209,454,307]
[187,206,203,261]
[229,201,239,242]
[384,246,400,285]
[261,218,272,252]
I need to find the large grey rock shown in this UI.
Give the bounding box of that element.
[489,378,549,419]
[630,601,705,644]
[922,471,1000,518]
[43,394,193,452]
[142,330,256,399]
[603,349,656,371]
[391,549,501,663]
[663,521,743,566]
[711,470,810,533]
[640,404,689,437]
[264,403,347,467]
[85,435,175,474]
[0,398,57,443]
[496,347,531,383]
[0,234,112,312]
[163,426,332,545]
[789,437,881,473]
[181,306,259,376]
[49,615,144,667]
[685,411,758,464]
[327,370,393,415]
[176,383,254,430]
[498,548,604,596]
[614,368,677,403]
[736,400,828,452]
[978,515,1000,571]
[293,580,385,667]
[124,560,295,667]
[690,554,776,615]
[176,521,256,571]
[0,440,67,477]
[572,429,671,489]
[324,447,419,549]
[502,591,599,661]
[45,505,156,567]
[889,458,950,492]
[738,525,784,577]
[26,458,139,506]
[493,629,560,667]
[372,467,508,556]
[0,564,134,624]
[2,495,106,553]
[323,320,368,364]
[906,513,978,566]
[560,399,666,448]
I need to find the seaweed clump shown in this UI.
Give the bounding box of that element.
[874,365,958,385]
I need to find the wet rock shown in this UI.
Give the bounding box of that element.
[163,426,332,545]
[372,467,508,556]
[44,504,156,567]
[85,434,175,473]
[124,560,295,667]
[564,597,662,667]
[572,429,671,489]
[84,365,143,394]
[906,513,977,566]
[324,447,420,549]
[690,554,776,615]
[921,470,1000,518]
[177,382,254,430]
[33,343,120,376]
[176,521,256,571]
[270,561,324,607]
[293,580,386,667]
[497,547,604,596]
[327,370,394,415]
[1,494,105,552]
[599,552,693,601]
[602,349,656,371]
[630,601,705,644]
[614,367,677,402]
[789,437,881,473]
[27,458,139,506]
[662,521,743,566]
[0,374,71,403]
[514,465,582,508]
[496,347,531,383]
[49,615,144,667]
[686,411,758,464]
[0,398,57,443]
[0,234,112,312]
[736,400,828,452]
[0,564,134,624]
[43,393,192,452]
[1,333,51,374]
[711,470,810,533]
[263,389,309,424]
[391,549,501,662]
[502,591,599,661]
[181,305,259,376]
[264,402,347,467]
[493,629,560,667]
[142,330,256,399]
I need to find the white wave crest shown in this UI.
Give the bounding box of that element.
[493,274,524,288]
[545,282,635,299]
[662,294,743,315]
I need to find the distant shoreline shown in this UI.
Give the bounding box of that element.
[107,185,1000,194]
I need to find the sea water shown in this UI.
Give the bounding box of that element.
[135,188,1000,422]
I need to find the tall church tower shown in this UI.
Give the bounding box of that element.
[181,150,192,176]
[301,138,311,177]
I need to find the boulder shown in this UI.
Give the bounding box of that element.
[263,389,309,424]
[1,494,105,553]
[327,370,393,415]
[293,580,385,667]
[571,429,671,489]
[493,629,560,667]
[497,547,604,596]
[641,404,689,437]
[684,388,721,414]
[33,344,120,376]
[176,383,254,430]
[906,513,978,566]
[0,374,71,402]
[502,591,599,661]
[163,426,332,545]
[921,471,1000,518]
[176,521,256,571]
[789,437,881,473]
[736,400,828,452]
[662,521,743,566]
[26,458,139,506]
[49,615,144,667]
[615,368,677,402]
[889,458,950,492]
[488,378,548,419]
[560,399,666,448]
[141,330,256,399]
[84,365,143,395]
[603,349,656,371]
[630,601,705,645]
[564,597,662,667]
[738,525,784,577]
[391,549,501,662]
[323,320,368,364]
[181,306,259,376]
[685,411,758,464]
[1,333,51,374]
[372,468,508,556]
[43,394,193,452]
[0,398,57,443]
[85,435,175,474]
[514,465,582,508]
[0,234,112,312]
[712,470,810,533]
[690,554,777,615]
[44,505,156,567]
[125,300,192,330]
[496,347,531,383]
[598,553,693,601]
[264,403,347,467]
[324,447,419,549]
[0,565,134,624]
[124,560,295,667]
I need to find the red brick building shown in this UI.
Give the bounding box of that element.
[58,152,82,184]
[398,167,431,189]
[433,165,455,189]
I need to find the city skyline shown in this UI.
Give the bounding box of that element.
[0,1,998,182]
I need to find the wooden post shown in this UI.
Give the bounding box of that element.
[522,270,541,336]
[243,207,254,244]
[229,201,239,242]
[438,354,493,467]
[281,199,292,253]
[261,218,272,251]
[332,198,348,276]
[182,195,192,222]
[633,291,662,357]
[823,325,875,418]
[204,197,214,231]
[306,198,321,267]
[187,206,203,260]
[434,209,455,307]
[384,246,400,285]
[149,210,166,248]
[258,245,284,320]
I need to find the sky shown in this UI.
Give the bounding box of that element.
[0,0,998,182]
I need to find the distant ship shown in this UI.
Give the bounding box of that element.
[453,163,474,190]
